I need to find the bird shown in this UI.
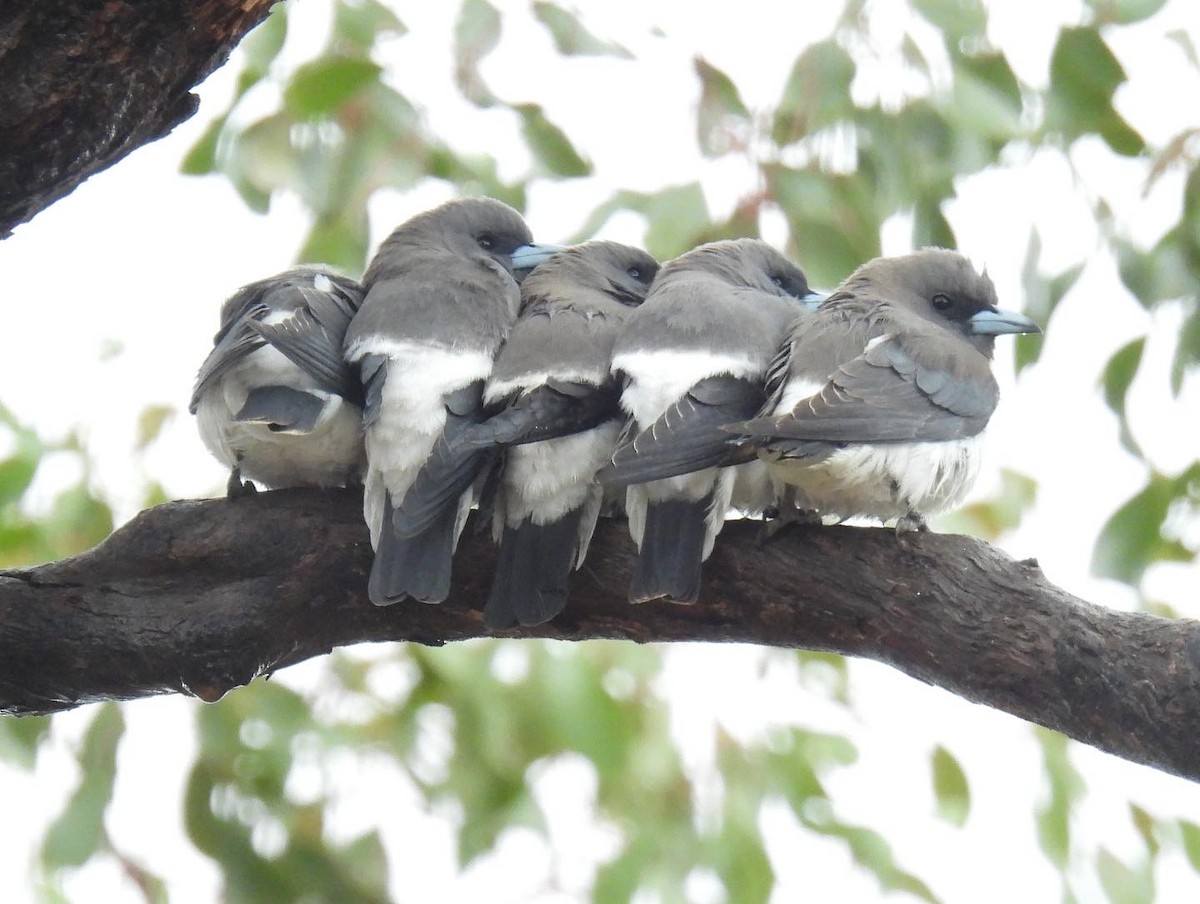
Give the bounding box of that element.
[190,266,367,496]
[728,248,1041,531]
[598,238,824,604]
[448,241,660,628]
[343,196,561,606]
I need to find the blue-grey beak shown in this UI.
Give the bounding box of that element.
[800,289,828,311]
[969,308,1041,336]
[511,243,566,272]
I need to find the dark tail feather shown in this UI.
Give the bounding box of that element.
[629,495,712,604]
[235,385,325,433]
[484,508,586,629]
[368,492,458,605]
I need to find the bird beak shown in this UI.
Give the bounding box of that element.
[510,243,566,272]
[968,308,1042,336]
[800,289,828,310]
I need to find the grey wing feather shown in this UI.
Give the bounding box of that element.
[393,382,493,537]
[359,355,389,429]
[598,375,765,487]
[251,304,360,403]
[734,335,998,443]
[234,385,327,433]
[189,301,271,412]
[454,379,621,451]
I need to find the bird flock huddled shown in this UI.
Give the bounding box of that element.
[191,196,1040,628]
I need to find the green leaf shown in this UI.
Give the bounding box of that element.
[1091,468,1199,585]
[912,0,987,41]
[514,103,591,177]
[913,195,956,248]
[1116,230,1194,307]
[1047,27,1144,156]
[1086,0,1168,25]
[1172,301,1200,394]
[0,714,51,769]
[454,0,503,107]
[135,405,174,452]
[532,2,632,58]
[1096,847,1154,904]
[1129,804,1159,858]
[180,114,227,176]
[298,209,372,274]
[772,41,855,146]
[694,57,752,158]
[951,54,1024,141]
[239,5,289,89]
[931,746,971,828]
[1100,337,1145,455]
[284,57,382,118]
[332,0,406,51]
[940,468,1037,539]
[41,704,125,869]
[1036,729,1085,868]
[1017,228,1080,372]
[1180,819,1200,871]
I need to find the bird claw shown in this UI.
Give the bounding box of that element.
[226,466,257,500]
[894,512,928,535]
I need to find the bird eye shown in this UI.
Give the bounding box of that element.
[931,294,953,311]
[628,266,643,280]
[477,234,495,250]
[771,276,785,288]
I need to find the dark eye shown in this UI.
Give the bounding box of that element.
[931,294,953,312]
[477,234,495,250]
[771,275,785,288]
[628,266,644,280]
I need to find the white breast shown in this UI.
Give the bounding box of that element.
[611,349,761,425]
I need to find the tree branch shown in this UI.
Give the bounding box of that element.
[0,0,273,238]
[2,489,1197,782]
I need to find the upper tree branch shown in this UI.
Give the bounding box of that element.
[0,0,272,237]
[2,489,1198,783]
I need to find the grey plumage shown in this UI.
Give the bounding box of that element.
[344,197,560,606]
[190,266,366,494]
[730,248,1041,528]
[448,241,659,628]
[599,238,822,603]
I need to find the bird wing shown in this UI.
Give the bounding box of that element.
[732,332,998,444]
[189,300,271,413]
[454,378,621,451]
[598,375,765,487]
[251,301,359,403]
[392,381,496,537]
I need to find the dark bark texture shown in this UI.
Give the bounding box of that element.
[0,0,273,237]
[2,488,1198,782]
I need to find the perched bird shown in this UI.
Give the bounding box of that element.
[449,241,660,628]
[599,238,824,604]
[729,248,1041,530]
[190,266,367,495]
[343,197,560,606]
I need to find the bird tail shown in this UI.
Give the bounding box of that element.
[629,493,713,605]
[484,507,587,629]
[368,491,459,605]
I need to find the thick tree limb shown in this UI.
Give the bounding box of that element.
[0,0,273,237]
[1,489,1198,782]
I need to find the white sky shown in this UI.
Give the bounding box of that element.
[1,0,1199,901]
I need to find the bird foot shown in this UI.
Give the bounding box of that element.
[894,512,928,536]
[759,505,822,543]
[226,467,257,500]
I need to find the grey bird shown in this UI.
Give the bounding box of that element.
[343,197,561,606]
[448,241,659,628]
[190,266,366,495]
[729,248,1041,530]
[598,238,824,604]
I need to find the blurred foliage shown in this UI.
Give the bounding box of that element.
[1,0,1198,901]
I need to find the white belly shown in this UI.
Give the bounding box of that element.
[765,436,984,522]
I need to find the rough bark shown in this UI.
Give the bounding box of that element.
[2,488,1198,782]
[0,0,273,238]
